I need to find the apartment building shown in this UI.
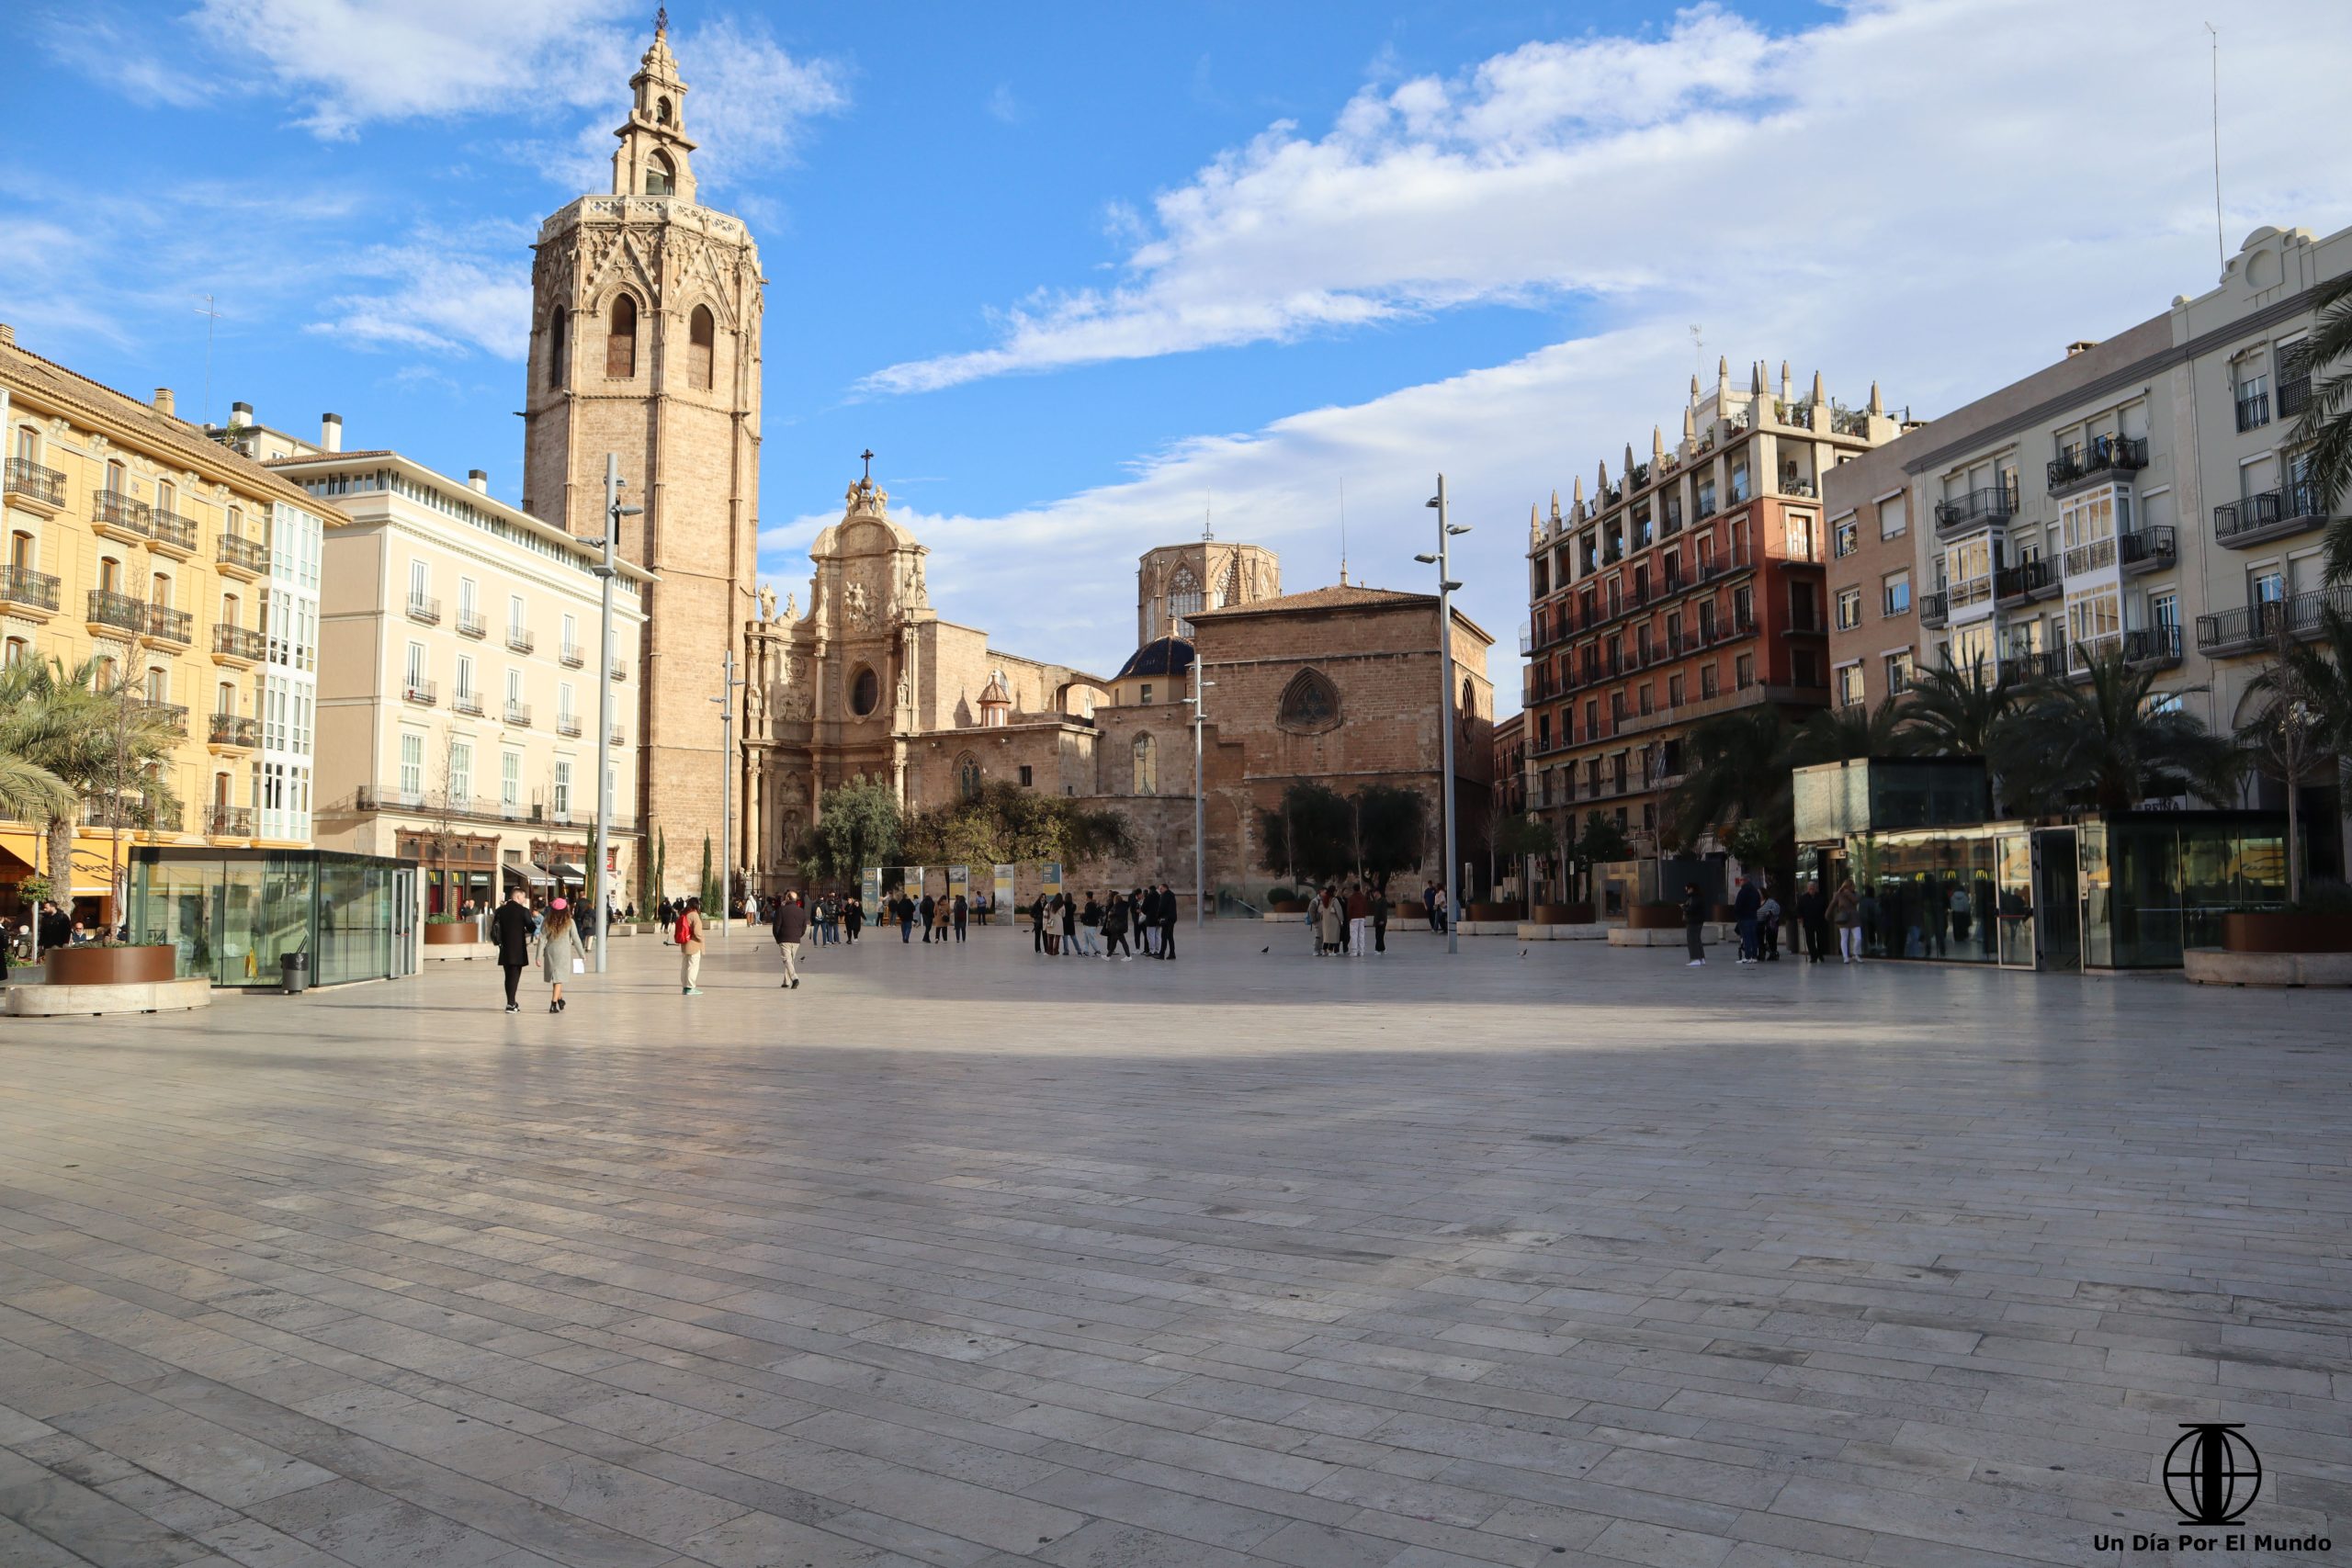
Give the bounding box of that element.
[1519,360,1905,866]
[1,324,337,919]
[260,428,651,912]
[1826,220,2349,865]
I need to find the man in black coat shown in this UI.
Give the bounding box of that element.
[771,891,808,988]
[490,886,536,1011]
[1156,883,1177,959]
[919,893,937,943]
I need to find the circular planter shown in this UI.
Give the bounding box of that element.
[1466,902,1523,922]
[2222,912,2352,953]
[1399,901,1427,919]
[44,945,176,986]
[1269,900,1307,915]
[423,922,479,946]
[1626,902,1685,930]
[1532,903,1594,925]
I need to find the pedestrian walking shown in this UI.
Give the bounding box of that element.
[899,893,916,943]
[1057,893,1077,957]
[1102,892,1133,959]
[771,889,808,988]
[843,896,864,943]
[1371,886,1390,953]
[540,897,584,1013]
[1030,894,1046,954]
[1830,876,1863,963]
[919,891,936,943]
[934,896,953,946]
[675,897,706,994]
[1758,882,1781,962]
[1156,883,1178,960]
[1796,879,1829,964]
[1733,875,1761,964]
[492,886,535,1010]
[953,893,968,942]
[1681,880,1708,966]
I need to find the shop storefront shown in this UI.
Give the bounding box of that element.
[127,848,420,987]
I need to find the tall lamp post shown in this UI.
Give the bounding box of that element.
[592,455,640,975]
[1183,660,1216,927]
[1416,473,1470,955]
[710,649,743,942]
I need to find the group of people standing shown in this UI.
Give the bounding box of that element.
[887,890,967,943]
[1685,874,1871,966]
[1306,884,1393,956]
[1034,886,1178,960]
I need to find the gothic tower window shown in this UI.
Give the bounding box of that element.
[957,754,981,800]
[646,150,675,197]
[687,306,715,390]
[547,308,567,389]
[605,295,639,378]
[1277,668,1340,732]
[656,96,673,126]
[1132,733,1158,795]
[1168,568,1203,635]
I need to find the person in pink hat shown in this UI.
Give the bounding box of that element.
[539,896,585,1014]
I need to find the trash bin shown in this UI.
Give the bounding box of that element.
[280,951,310,995]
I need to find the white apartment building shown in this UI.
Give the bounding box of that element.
[253,423,651,912]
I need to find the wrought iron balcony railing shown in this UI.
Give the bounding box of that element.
[212,624,267,660]
[0,563,61,611]
[216,532,268,572]
[209,713,260,748]
[4,457,65,506]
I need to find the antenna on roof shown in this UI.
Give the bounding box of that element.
[2204,23,2225,273]
[194,294,220,425]
[1339,479,1348,587]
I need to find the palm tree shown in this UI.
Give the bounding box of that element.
[1669,704,1792,846]
[0,656,184,917]
[1789,694,1914,767]
[2285,275,2352,583]
[1996,647,2239,818]
[2240,604,2352,900]
[1903,658,2020,759]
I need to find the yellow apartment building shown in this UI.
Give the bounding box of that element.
[1,322,344,921]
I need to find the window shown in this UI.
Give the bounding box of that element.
[1878,570,1909,617]
[1735,653,1755,690]
[560,612,576,649]
[1787,513,1815,560]
[2066,586,2122,656]
[3,637,25,668]
[1733,585,1753,627]
[2250,567,2284,607]
[2151,591,2178,629]
[1017,764,1034,787]
[559,682,575,723]
[645,150,675,197]
[404,641,426,689]
[1729,461,1749,503]
[957,754,981,800]
[508,594,526,637]
[1835,587,1863,631]
[2235,369,2270,432]
[1167,567,1202,633]
[501,750,521,808]
[1668,672,1685,706]
[605,294,639,378]
[1792,649,1820,687]
[105,457,127,497]
[458,577,478,622]
[408,558,429,611]
[553,760,571,818]
[1132,733,1158,795]
[1139,682,1153,705]
[1832,517,1859,558]
[850,666,879,716]
[505,667,523,705]
[2061,489,2120,575]
[547,310,567,388]
[1884,650,1915,694]
[1836,663,1864,706]
[688,306,715,389]
[1277,668,1340,731]
[1881,494,1908,538]
[399,733,423,800]
[449,742,472,804]
[456,653,474,701]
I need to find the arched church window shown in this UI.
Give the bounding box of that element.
[1168,568,1203,634]
[605,295,638,378]
[546,308,567,389]
[849,666,879,717]
[687,306,715,390]
[655,96,673,126]
[645,151,675,197]
[1277,668,1340,732]
[957,755,982,801]
[1132,733,1157,795]
[1460,676,1477,737]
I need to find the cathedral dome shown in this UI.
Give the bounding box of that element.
[1114,636,1195,682]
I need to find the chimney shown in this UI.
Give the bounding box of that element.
[0,322,14,347]
[2064,339,2098,358]
[468,469,490,494]
[229,401,253,429]
[321,412,343,453]
[153,389,175,417]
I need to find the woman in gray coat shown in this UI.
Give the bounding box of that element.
[540,898,584,1013]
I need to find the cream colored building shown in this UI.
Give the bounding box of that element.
[260,430,650,911]
[2,323,338,919]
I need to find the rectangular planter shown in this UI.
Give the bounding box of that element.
[2221,912,2352,953]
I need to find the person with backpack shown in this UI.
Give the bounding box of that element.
[674,897,706,995]
[771,890,808,989]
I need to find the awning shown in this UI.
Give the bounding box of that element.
[0,831,37,878]
[503,861,553,885]
[548,862,587,882]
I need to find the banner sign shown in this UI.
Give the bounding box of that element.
[1040,861,1063,903]
[903,866,925,901]
[860,865,880,912]
[948,865,970,904]
[992,863,1015,919]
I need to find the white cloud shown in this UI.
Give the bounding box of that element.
[987,83,1025,125]
[861,0,2352,396]
[307,228,535,357]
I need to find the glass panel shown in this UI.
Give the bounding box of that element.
[131,855,224,981]
[1996,833,2035,967]
[2078,823,2112,969]
[2034,829,2080,972]
[258,855,315,983]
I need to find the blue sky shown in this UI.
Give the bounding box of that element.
[11,0,2351,706]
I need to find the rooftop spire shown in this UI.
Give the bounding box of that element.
[612,13,698,201]
[1811,368,1826,405]
[1868,379,1884,414]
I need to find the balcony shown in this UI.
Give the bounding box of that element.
[135,699,189,736]
[216,532,268,577]
[2117,525,2176,575]
[560,641,585,668]
[2044,435,2149,499]
[1933,483,2018,537]
[456,608,487,638]
[2214,482,2326,548]
[91,490,153,545]
[403,678,438,706]
[505,627,535,654]
[405,592,441,626]
[2195,585,2352,658]
[2235,389,2270,433]
[557,715,582,738]
[209,712,260,750]
[610,659,628,682]
[2278,373,2312,420]
[503,699,532,728]
[452,688,484,716]
[0,564,61,616]
[211,623,266,664]
[2122,625,2182,670]
[85,587,148,637]
[205,805,254,839]
[1994,557,2057,605]
[1918,590,1949,627]
[143,604,192,647]
[608,728,626,747]
[147,509,198,558]
[4,457,65,512]
[1997,649,2064,684]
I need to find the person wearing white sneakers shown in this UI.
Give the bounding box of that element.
[1682,881,1708,966]
[1830,876,1862,963]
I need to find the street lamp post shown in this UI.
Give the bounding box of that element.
[710,649,743,942]
[1416,473,1470,956]
[592,454,640,975]
[1183,662,1216,926]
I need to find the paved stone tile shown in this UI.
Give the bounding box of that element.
[0,928,2345,1566]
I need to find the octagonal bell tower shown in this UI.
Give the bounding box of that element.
[523,13,763,896]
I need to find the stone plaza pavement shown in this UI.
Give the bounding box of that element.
[0,925,2345,1568]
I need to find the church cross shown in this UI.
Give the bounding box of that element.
[860,448,875,483]
[655,6,668,34]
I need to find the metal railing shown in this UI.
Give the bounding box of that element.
[403,678,438,705]
[2123,625,2182,666]
[1933,483,2018,533]
[217,533,268,572]
[1918,590,1949,626]
[2116,525,2176,571]
[2196,585,2352,655]
[86,587,147,634]
[2214,481,2325,545]
[559,642,585,667]
[135,699,188,734]
[452,689,484,716]
[209,713,260,748]
[610,659,628,682]
[0,563,61,610]
[346,784,639,836]
[92,490,153,536]
[557,715,582,738]
[2235,389,2270,432]
[2278,373,2312,419]
[1995,557,2055,602]
[503,699,532,727]
[205,805,254,837]
[2044,435,2148,494]
[506,627,535,653]
[406,592,441,624]
[146,604,192,644]
[212,624,266,660]
[147,509,198,553]
[1997,649,2064,683]
[456,609,487,638]
[4,457,65,506]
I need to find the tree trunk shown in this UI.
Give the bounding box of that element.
[2287,770,2302,905]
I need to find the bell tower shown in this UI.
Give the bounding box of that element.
[523,11,763,901]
